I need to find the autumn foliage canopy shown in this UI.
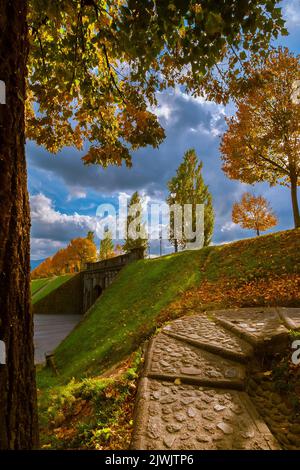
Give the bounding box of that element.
[220,48,300,228]
[25,1,288,168]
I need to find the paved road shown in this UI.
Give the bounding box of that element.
[131,307,300,450]
[34,314,82,364]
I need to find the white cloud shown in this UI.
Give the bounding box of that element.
[30,238,65,260]
[31,193,95,228]
[67,187,87,201]
[153,102,173,122]
[221,221,238,232]
[30,193,97,251]
[151,87,226,135]
[283,0,300,28]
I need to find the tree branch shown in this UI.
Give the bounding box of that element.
[102,43,125,101]
[247,142,290,175]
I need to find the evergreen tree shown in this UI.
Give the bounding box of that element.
[167,149,214,251]
[99,230,115,261]
[123,192,148,253]
[87,231,95,244]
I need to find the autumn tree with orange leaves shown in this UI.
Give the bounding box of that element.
[32,235,97,278]
[221,48,300,229]
[232,193,277,236]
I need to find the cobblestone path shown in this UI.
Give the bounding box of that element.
[131,307,300,450]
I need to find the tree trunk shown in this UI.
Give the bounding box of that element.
[174,239,178,253]
[256,228,260,236]
[290,172,300,229]
[0,0,39,449]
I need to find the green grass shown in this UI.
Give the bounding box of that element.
[32,274,74,305]
[31,278,50,296]
[38,248,208,387]
[37,229,299,389]
[196,229,298,283]
[38,350,142,450]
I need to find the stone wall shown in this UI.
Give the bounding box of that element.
[82,248,145,313]
[33,248,145,315]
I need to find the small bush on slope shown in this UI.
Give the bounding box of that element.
[38,351,142,450]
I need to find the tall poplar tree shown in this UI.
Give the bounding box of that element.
[167,149,214,251]
[99,230,115,260]
[123,192,148,253]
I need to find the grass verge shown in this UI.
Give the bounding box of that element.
[32,274,74,305]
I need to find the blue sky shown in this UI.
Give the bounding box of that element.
[27,0,300,261]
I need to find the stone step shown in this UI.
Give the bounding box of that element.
[162,315,253,363]
[213,308,289,354]
[277,307,300,331]
[131,378,280,450]
[145,333,246,390]
[131,308,300,450]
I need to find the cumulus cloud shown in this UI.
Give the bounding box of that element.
[30,238,66,260]
[30,193,97,247]
[27,88,226,197]
[152,101,173,123]
[221,221,238,232]
[67,187,87,201]
[283,0,300,28]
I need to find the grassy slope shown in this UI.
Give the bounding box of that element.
[31,278,50,296]
[38,229,299,387]
[32,274,74,305]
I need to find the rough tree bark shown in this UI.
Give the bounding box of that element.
[0,0,39,449]
[290,172,300,229]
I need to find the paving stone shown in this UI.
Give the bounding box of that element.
[174,412,187,422]
[180,367,203,375]
[146,333,246,387]
[131,309,300,450]
[217,422,234,435]
[162,315,253,362]
[163,435,176,448]
[214,404,226,412]
[166,424,182,433]
[187,407,196,417]
[277,308,300,330]
[213,308,289,352]
[131,378,280,450]
[202,411,215,421]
